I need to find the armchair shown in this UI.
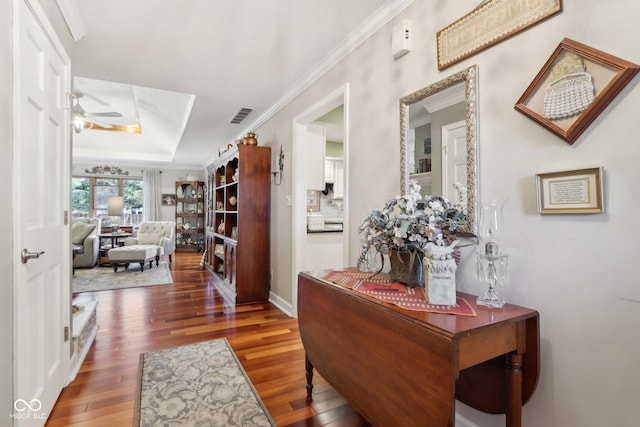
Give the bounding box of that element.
[124,221,175,263]
[71,218,101,268]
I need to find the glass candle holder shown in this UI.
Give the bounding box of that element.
[476,251,508,308]
[478,199,506,248]
[357,240,373,272]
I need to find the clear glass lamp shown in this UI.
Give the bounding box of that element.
[476,199,508,308]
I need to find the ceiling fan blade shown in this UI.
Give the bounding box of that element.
[72,92,140,134]
[86,116,114,128]
[88,111,123,118]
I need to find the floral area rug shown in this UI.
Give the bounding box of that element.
[323,270,476,316]
[72,262,173,293]
[134,338,275,427]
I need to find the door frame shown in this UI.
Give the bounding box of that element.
[291,84,350,317]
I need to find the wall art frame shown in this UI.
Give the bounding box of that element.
[162,193,176,206]
[535,167,604,214]
[436,0,562,70]
[515,38,640,144]
[306,190,320,211]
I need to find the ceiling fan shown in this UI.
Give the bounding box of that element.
[71,92,141,134]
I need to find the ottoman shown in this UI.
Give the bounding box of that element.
[108,245,158,272]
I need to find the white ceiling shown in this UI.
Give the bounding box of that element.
[71,0,411,169]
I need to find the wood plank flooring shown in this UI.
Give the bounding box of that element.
[46,252,370,426]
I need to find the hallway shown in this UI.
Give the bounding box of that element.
[47,253,369,426]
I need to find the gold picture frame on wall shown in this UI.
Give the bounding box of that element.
[536,167,604,214]
[437,0,562,70]
[515,38,640,144]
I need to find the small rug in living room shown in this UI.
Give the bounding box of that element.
[72,262,173,293]
[134,338,275,427]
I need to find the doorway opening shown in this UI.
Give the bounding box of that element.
[291,84,350,316]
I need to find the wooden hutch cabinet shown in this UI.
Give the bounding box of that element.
[205,144,271,304]
[175,180,205,252]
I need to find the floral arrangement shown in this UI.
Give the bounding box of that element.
[359,181,467,256]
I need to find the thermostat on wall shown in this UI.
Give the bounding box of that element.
[392,19,412,60]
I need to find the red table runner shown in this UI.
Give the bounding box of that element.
[322,270,476,316]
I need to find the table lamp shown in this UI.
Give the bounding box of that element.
[108,196,124,232]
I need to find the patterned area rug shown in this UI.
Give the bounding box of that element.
[134,338,275,427]
[72,262,173,293]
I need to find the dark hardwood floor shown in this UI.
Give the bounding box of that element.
[47,252,370,426]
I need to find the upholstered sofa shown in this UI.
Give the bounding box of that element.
[71,218,101,268]
[123,221,176,263]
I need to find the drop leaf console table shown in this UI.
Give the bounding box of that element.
[297,269,540,427]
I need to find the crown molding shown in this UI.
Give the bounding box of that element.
[56,0,86,41]
[205,0,415,166]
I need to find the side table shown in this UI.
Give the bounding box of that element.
[71,244,82,275]
[98,232,132,266]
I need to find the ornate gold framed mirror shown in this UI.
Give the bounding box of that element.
[400,65,478,235]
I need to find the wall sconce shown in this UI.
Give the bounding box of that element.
[272,145,284,186]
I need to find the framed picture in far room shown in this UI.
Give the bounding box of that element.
[306,190,320,211]
[162,194,176,206]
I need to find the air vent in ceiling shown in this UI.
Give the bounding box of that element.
[230,107,254,124]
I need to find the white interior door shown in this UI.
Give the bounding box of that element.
[441,120,466,203]
[14,1,71,424]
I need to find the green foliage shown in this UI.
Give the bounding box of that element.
[124,179,143,209]
[71,178,90,216]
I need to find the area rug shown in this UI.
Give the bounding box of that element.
[134,338,275,427]
[72,262,173,293]
[323,270,476,316]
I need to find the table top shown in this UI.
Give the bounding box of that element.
[98,232,132,238]
[300,268,539,339]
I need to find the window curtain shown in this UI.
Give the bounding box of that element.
[143,169,162,221]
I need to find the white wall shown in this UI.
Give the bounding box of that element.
[257,0,640,425]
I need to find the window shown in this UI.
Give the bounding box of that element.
[93,178,119,218]
[71,177,90,218]
[72,177,144,226]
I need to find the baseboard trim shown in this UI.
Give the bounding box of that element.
[269,291,294,318]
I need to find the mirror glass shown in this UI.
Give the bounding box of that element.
[400,65,478,235]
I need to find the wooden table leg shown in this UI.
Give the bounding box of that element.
[506,352,523,427]
[305,355,314,397]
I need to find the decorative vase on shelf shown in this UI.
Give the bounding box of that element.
[244,132,258,146]
[476,199,508,308]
